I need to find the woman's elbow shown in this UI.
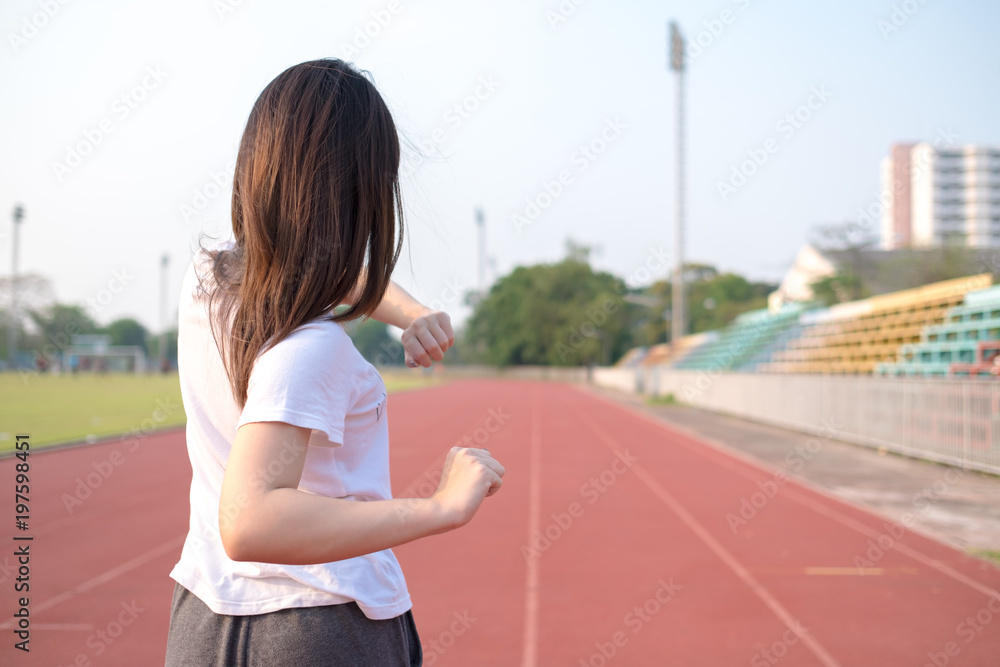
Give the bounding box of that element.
[220,531,252,562]
[219,511,258,562]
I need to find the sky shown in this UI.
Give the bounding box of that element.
[1,0,999,334]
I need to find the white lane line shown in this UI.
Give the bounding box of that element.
[781,485,1000,601]
[2,486,176,543]
[577,386,1000,602]
[0,535,185,630]
[574,407,843,667]
[520,388,541,667]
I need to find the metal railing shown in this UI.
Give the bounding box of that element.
[592,366,1000,475]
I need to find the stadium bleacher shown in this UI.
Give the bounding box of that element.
[640,273,997,377]
[671,303,811,372]
[761,274,993,374]
[875,283,1000,378]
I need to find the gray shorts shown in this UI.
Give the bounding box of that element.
[165,583,422,667]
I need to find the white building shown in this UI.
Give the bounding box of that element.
[880,143,1000,249]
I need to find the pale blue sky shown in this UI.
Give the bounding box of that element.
[2,0,998,332]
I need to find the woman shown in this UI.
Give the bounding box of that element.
[165,59,505,667]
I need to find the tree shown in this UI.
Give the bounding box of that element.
[0,273,54,362]
[464,250,636,367]
[103,318,149,352]
[26,303,99,358]
[809,273,868,306]
[0,309,28,362]
[0,273,55,314]
[345,318,405,367]
[878,244,987,288]
[808,221,987,299]
[148,328,179,366]
[631,268,776,346]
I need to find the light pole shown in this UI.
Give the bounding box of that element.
[669,22,687,345]
[475,207,486,294]
[159,254,169,372]
[8,205,24,369]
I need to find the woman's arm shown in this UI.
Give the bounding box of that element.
[346,276,456,368]
[219,421,504,565]
[368,281,431,330]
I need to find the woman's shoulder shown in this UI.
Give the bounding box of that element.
[251,318,368,395]
[261,317,358,364]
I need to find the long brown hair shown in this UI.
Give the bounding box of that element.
[207,59,404,408]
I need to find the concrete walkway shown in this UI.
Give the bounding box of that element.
[590,385,1000,560]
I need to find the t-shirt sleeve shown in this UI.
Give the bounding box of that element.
[237,325,353,447]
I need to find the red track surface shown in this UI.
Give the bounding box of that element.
[3,379,1000,666]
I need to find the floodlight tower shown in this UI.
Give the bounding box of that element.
[8,204,24,368]
[475,207,486,293]
[669,22,686,344]
[159,254,169,371]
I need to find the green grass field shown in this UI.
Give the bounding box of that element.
[0,370,440,453]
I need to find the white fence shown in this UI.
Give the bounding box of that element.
[592,366,1000,475]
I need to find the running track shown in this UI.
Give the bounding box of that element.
[3,379,1000,666]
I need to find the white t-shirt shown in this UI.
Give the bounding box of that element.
[168,241,411,620]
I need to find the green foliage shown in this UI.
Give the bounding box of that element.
[970,549,1000,567]
[102,317,149,352]
[645,393,677,406]
[809,273,868,307]
[633,269,776,346]
[345,318,405,366]
[26,303,99,355]
[878,245,988,287]
[0,372,186,451]
[809,221,991,298]
[464,247,779,366]
[464,256,635,367]
[148,328,179,364]
[687,271,773,333]
[0,309,28,361]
